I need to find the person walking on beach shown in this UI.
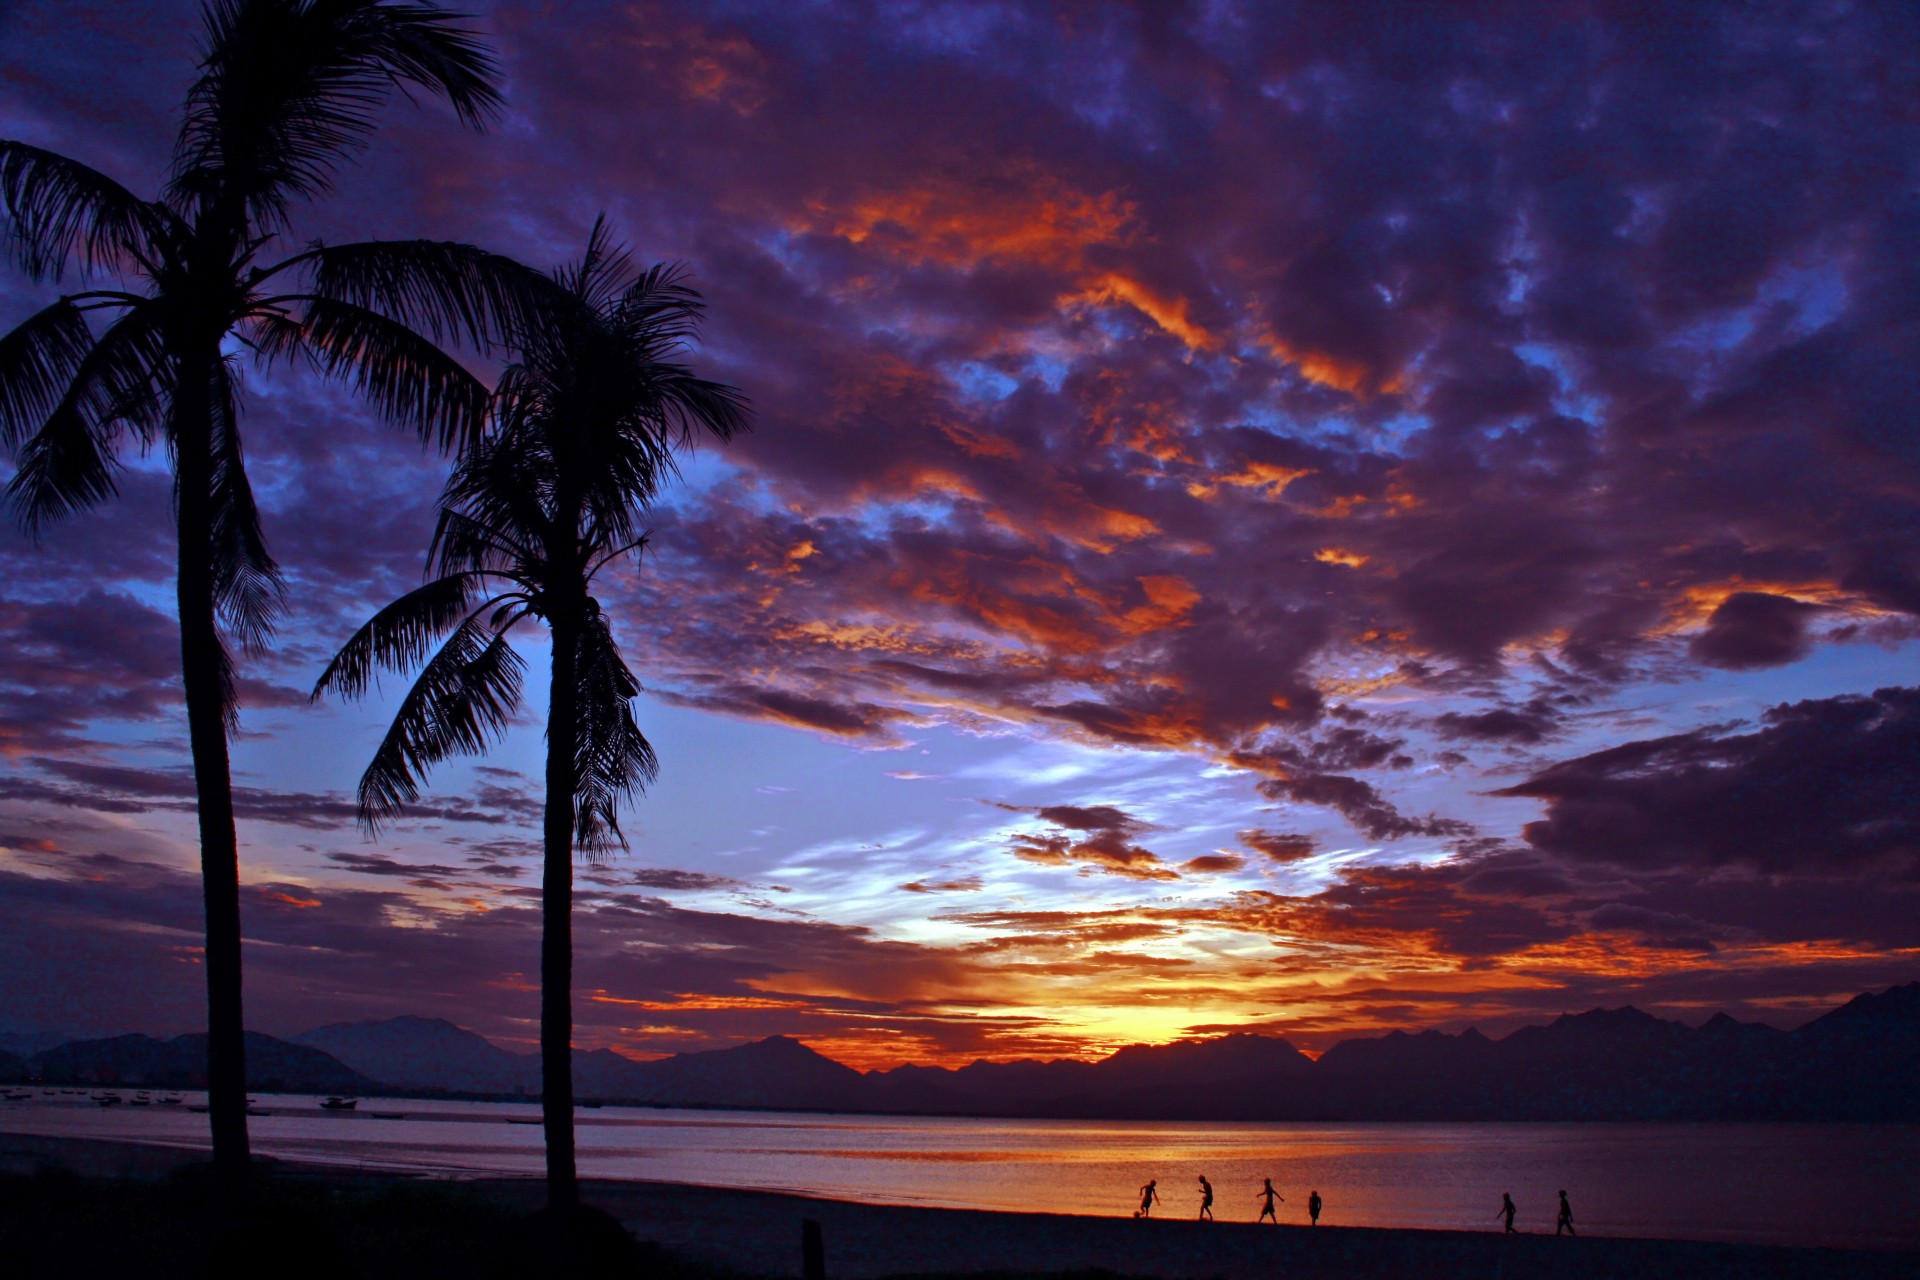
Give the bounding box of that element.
[1197,1175,1215,1221]
[1307,1189,1323,1226]
[1498,1192,1517,1233]
[1256,1178,1283,1223]
[1136,1179,1158,1218]
[1556,1190,1576,1237]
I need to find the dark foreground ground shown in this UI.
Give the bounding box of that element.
[2,1133,1917,1280]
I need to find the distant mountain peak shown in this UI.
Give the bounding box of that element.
[1798,980,1920,1039]
[1558,1004,1662,1025]
[27,979,1912,1123]
[304,1014,475,1038]
[727,1034,827,1058]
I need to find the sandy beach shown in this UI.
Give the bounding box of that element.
[5,1131,1918,1280]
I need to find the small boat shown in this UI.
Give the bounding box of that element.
[186,1104,210,1113]
[157,1094,184,1105]
[506,1117,541,1125]
[368,1111,406,1121]
[129,1096,152,1106]
[94,1093,124,1107]
[319,1096,359,1111]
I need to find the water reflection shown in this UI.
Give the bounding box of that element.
[3,1097,1914,1250]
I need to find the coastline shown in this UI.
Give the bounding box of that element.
[4,1132,1918,1279]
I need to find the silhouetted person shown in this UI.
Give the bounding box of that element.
[1498,1192,1517,1234]
[1557,1190,1576,1237]
[1137,1179,1158,1218]
[1197,1175,1214,1221]
[1256,1178,1282,1223]
[1308,1190,1322,1225]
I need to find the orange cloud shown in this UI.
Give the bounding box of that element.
[1654,579,1881,637]
[1043,498,1161,552]
[1119,574,1201,633]
[1065,272,1218,351]
[1194,460,1314,501]
[1261,334,1401,395]
[591,992,807,1013]
[938,419,1023,460]
[806,171,1135,269]
[616,8,771,116]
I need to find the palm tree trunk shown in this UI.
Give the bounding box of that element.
[172,351,251,1182]
[541,614,581,1209]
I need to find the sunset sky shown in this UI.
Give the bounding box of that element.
[3,0,1918,1070]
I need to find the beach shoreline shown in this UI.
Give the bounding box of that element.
[4,1131,1918,1279]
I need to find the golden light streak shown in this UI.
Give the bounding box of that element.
[1065,272,1218,351]
[1260,334,1391,394]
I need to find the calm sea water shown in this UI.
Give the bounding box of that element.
[3,1094,1916,1251]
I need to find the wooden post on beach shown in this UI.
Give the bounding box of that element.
[802,1217,826,1280]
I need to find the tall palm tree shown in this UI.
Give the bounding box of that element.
[314,221,748,1208]
[0,0,542,1180]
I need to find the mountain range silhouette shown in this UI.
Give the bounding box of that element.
[11,982,1916,1122]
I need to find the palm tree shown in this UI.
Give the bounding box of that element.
[314,221,749,1208]
[0,0,542,1180]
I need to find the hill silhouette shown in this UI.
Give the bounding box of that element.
[9,981,1917,1121]
[295,1016,535,1095]
[30,1031,371,1092]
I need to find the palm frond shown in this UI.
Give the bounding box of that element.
[437,425,556,564]
[0,297,95,447]
[6,399,121,531]
[211,615,243,736]
[303,238,559,356]
[651,368,752,447]
[613,260,707,346]
[356,614,525,830]
[169,0,502,227]
[427,506,535,578]
[6,309,170,533]
[312,571,483,700]
[206,359,285,653]
[265,295,490,451]
[555,215,634,314]
[569,613,656,857]
[0,141,164,280]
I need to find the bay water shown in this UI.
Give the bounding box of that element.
[3,1094,1914,1251]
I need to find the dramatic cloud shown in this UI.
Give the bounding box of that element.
[1239,830,1317,864]
[1433,701,1561,745]
[1499,688,1920,876]
[1008,803,1178,881]
[1688,592,1827,670]
[624,868,746,892]
[3,0,1919,1061]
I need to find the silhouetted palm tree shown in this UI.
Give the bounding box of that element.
[315,221,749,1207]
[0,0,541,1180]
